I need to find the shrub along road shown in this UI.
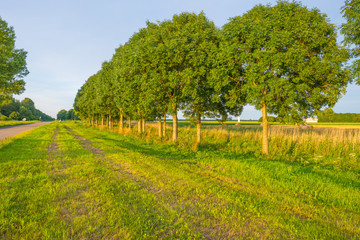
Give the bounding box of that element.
[0,122,51,140]
[0,122,359,239]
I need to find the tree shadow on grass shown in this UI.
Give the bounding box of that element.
[196,142,360,193]
[89,128,360,193]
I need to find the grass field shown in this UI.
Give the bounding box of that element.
[1,122,359,239]
[0,120,40,128]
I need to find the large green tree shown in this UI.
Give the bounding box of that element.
[341,0,360,84]
[111,44,133,132]
[97,61,117,128]
[147,12,226,143]
[172,13,221,144]
[222,1,350,154]
[0,17,28,100]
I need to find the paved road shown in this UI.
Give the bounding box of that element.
[0,122,52,141]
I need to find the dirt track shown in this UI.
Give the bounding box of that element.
[0,122,52,141]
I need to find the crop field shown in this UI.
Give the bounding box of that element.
[1,122,360,239]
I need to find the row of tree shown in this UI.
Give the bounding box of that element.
[74,1,351,154]
[56,109,79,121]
[317,109,360,123]
[0,97,54,121]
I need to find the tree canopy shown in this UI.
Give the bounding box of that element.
[0,17,28,101]
[220,1,350,153]
[0,97,54,121]
[57,109,79,121]
[341,0,360,84]
[74,4,350,153]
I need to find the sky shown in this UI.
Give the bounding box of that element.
[1,0,359,119]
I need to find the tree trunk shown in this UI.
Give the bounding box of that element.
[142,118,146,132]
[109,114,112,129]
[128,116,131,130]
[119,113,124,133]
[262,103,269,155]
[138,119,142,133]
[158,119,163,138]
[172,113,178,142]
[101,116,104,126]
[163,112,167,137]
[196,113,201,144]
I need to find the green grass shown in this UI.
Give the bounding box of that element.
[1,122,360,239]
[0,120,40,128]
[309,122,360,125]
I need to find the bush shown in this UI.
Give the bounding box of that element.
[0,114,9,120]
[258,116,278,122]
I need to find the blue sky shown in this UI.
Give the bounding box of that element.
[1,0,359,119]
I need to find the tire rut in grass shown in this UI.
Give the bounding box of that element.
[108,154,274,239]
[50,126,102,238]
[48,127,60,160]
[67,126,279,238]
[47,127,88,234]
[64,126,204,237]
[66,126,285,238]
[63,126,197,238]
[48,127,67,175]
[64,126,105,157]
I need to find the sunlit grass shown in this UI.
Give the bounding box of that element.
[0,120,40,128]
[1,121,359,238]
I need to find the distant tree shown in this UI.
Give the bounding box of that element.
[0,17,28,101]
[342,0,360,84]
[57,109,67,121]
[19,106,33,120]
[21,98,37,120]
[74,74,100,125]
[317,109,360,122]
[73,85,85,119]
[258,116,278,123]
[56,109,78,121]
[97,61,118,128]
[66,109,78,120]
[9,111,19,120]
[1,98,20,116]
[222,1,350,154]
[111,44,132,132]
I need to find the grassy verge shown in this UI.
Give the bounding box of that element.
[0,120,40,128]
[1,121,359,239]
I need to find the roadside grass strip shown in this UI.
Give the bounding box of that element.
[1,121,360,239]
[0,120,40,128]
